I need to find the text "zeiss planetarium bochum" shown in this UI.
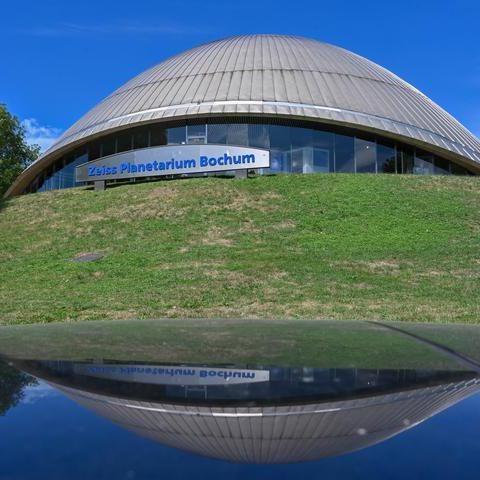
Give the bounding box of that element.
[6,34,480,197]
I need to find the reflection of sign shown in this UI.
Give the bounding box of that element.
[73,364,270,386]
[75,145,270,182]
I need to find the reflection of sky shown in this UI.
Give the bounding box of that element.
[1,385,480,479]
[21,380,58,404]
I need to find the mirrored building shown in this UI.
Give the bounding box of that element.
[13,359,480,464]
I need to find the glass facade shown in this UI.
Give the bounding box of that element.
[27,119,474,194]
[35,148,88,193]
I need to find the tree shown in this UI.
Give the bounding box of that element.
[0,104,40,196]
[0,361,37,416]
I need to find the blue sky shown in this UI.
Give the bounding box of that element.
[1,0,479,149]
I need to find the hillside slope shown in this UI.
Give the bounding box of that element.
[1,174,479,324]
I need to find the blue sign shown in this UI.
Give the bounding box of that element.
[76,145,270,182]
[73,363,271,385]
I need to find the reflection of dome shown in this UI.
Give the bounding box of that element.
[49,375,480,464]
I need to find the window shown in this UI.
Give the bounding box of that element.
[414,150,434,175]
[150,125,167,146]
[28,119,476,194]
[312,130,334,172]
[355,137,376,173]
[133,127,149,149]
[312,149,330,172]
[207,124,227,144]
[397,146,413,173]
[291,128,312,173]
[64,150,88,187]
[269,125,291,172]
[227,124,248,146]
[53,158,64,173]
[377,141,396,173]
[291,128,312,149]
[269,125,291,150]
[35,147,89,192]
[187,124,206,144]
[269,150,285,173]
[117,132,132,152]
[434,157,451,175]
[248,124,269,148]
[335,134,355,172]
[291,147,308,173]
[167,126,186,145]
[278,150,292,173]
[88,141,101,160]
[102,136,116,157]
[450,162,468,175]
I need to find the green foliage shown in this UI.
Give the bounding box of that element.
[0,104,39,196]
[0,362,36,416]
[0,174,479,324]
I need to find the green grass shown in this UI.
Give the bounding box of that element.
[0,173,479,324]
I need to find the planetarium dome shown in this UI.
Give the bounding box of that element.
[7,34,480,196]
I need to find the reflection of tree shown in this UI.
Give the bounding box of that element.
[0,361,37,416]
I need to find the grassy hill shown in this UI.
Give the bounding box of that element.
[0,173,479,325]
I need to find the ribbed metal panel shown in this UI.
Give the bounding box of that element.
[44,35,479,159]
[53,379,480,464]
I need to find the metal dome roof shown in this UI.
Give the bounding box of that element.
[49,34,480,163]
[6,34,480,196]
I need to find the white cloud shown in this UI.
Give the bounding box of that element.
[22,118,62,152]
[21,381,58,404]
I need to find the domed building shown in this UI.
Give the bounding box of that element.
[6,34,480,197]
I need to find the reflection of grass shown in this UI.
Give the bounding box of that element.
[1,174,479,324]
[0,319,466,370]
[390,322,480,363]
